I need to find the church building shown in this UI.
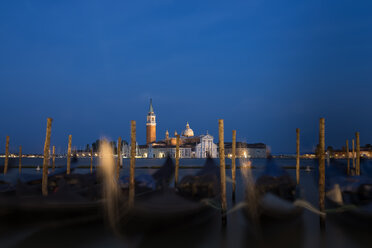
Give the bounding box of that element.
[140,99,218,158]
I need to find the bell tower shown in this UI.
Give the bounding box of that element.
[146,99,156,144]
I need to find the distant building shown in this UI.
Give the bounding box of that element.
[329,145,372,159]
[224,142,268,158]
[142,143,193,159]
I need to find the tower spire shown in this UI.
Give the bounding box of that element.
[149,98,154,113]
[146,98,156,144]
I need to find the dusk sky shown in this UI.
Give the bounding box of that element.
[1,0,372,154]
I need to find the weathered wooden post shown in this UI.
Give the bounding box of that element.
[356,132,360,176]
[175,135,180,186]
[67,135,72,175]
[319,118,326,228]
[42,118,53,196]
[18,146,22,173]
[52,146,56,171]
[232,130,236,201]
[90,148,93,174]
[346,140,350,176]
[219,119,227,225]
[116,137,122,181]
[129,121,136,207]
[296,128,300,184]
[4,136,9,175]
[352,139,355,169]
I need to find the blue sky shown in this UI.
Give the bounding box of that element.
[0,0,372,154]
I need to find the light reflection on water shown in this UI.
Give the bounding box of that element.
[0,158,371,248]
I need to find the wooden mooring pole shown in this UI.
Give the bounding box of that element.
[175,134,180,186]
[346,140,350,176]
[52,146,55,171]
[117,137,122,181]
[219,119,227,225]
[129,120,136,208]
[232,130,236,202]
[319,118,326,229]
[18,146,22,173]
[296,128,300,184]
[352,139,355,170]
[4,136,9,175]
[67,135,72,175]
[356,132,360,176]
[42,118,53,196]
[90,148,93,174]
[174,134,180,187]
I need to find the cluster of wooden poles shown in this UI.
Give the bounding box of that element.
[2,118,93,196]
[295,118,362,228]
[5,116,365,227]
[346,134,361,176]
[295,119,362,184]
[2,118,237,224]
[2,132,76,176]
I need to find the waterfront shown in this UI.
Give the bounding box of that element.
[1,158,372,248]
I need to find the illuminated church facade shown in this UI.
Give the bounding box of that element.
[139,100,218,158]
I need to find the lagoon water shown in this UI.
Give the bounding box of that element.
[0,158,371,248]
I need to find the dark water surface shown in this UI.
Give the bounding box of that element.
[0,158,371,248]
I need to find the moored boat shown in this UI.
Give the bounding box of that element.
[326,175,372,223]
[0,158,172,222]
[243,158,303,222]
[121,156,220,232]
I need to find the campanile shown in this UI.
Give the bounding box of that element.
[146,99,156,144]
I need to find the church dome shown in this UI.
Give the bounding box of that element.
[182,122,194,137]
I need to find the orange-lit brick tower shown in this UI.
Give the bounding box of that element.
[146,99,156,144]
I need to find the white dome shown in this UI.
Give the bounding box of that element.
[182,122,194,137]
